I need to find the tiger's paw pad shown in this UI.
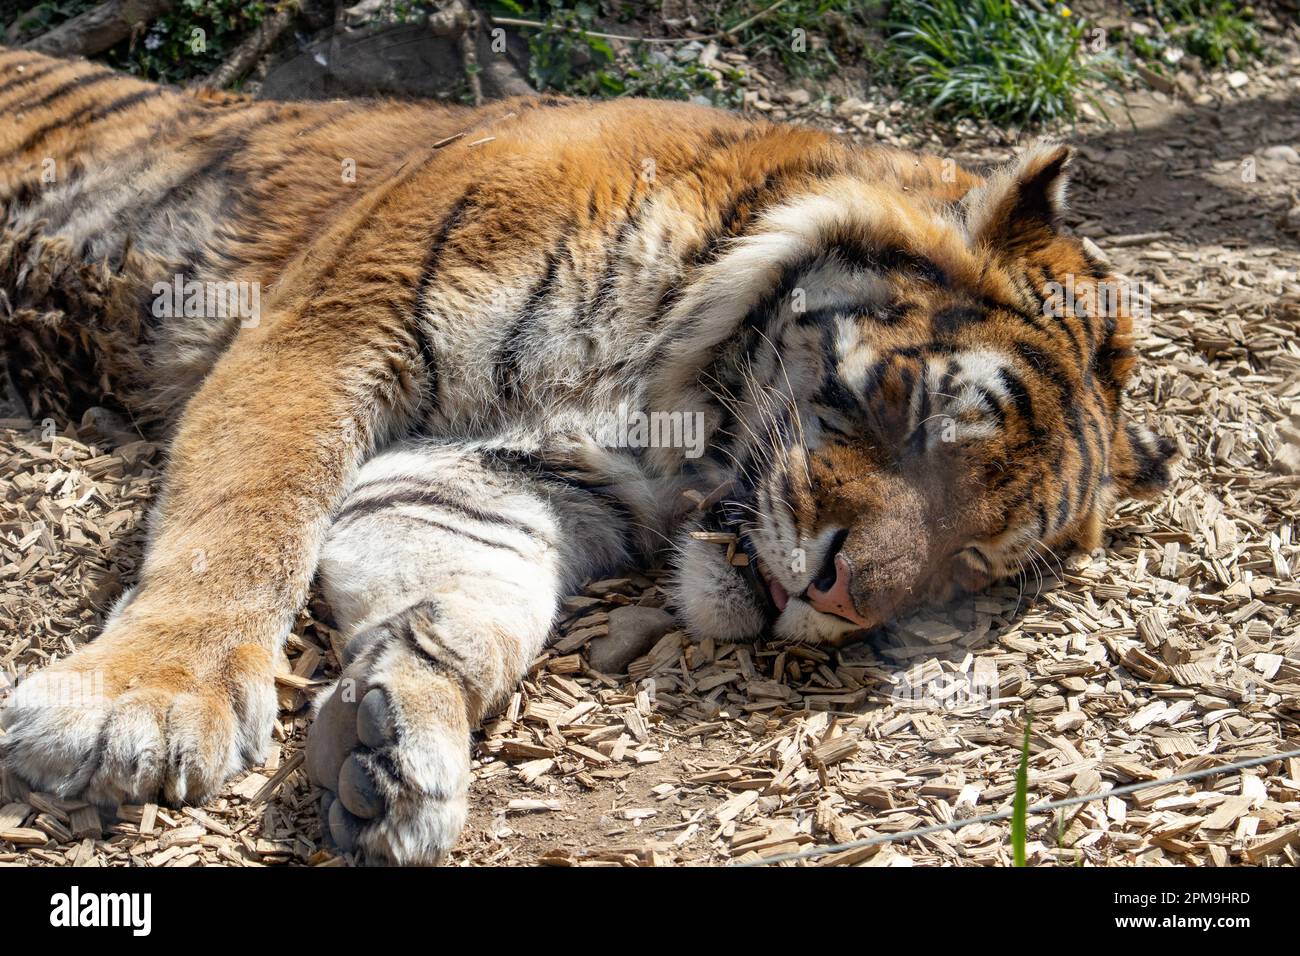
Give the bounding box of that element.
[306,606,470,866]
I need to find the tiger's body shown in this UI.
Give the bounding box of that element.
[0,47,1172,864]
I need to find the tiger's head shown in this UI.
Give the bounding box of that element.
[670,140,1176,646]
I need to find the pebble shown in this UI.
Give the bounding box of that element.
[586,606,676,674]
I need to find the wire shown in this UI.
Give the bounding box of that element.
[737,745,1300,866]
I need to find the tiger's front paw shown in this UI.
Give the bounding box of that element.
[0,614,276,806]
[306,603,470,866]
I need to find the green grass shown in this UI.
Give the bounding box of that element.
[1011,716,1031,866]
[887,0,1111,124]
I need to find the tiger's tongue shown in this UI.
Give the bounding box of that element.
[769,577,789,612]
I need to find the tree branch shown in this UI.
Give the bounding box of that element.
[190,1,300,90]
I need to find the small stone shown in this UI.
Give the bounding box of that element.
[586,606,676,674]
[785,88,811,106]
[1284,203,1300,233]
[1261,144,1300,165]
[835,96,868,118]
[1272,443,1300,476]
[674,41,704,64]
[1227,71,1249,89]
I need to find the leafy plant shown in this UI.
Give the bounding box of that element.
[107,0,271,84]
[494,1,743,104]
[510,2,618,93]
[1125,1,1263,68]
[887,0,1112,124]
[7,0,270,84]
[8,0,98,38]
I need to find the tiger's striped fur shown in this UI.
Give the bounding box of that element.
[0,47,1173,864]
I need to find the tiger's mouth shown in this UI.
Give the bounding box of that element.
[735,534,787,622]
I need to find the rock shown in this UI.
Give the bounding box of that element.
[784,88,811,107]
[1283,203,1300,233]
[1272,443,1300,476]
[835,96,867,118]
[587,606,676,674]
[1261,145,1300,165]
[1135,64,1175,95]
[674,41,704,64]
[79,406,138,446]
[1227,70,1249,89]
[262,22,530,101]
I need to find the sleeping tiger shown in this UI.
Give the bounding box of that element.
[0,46,1173,865]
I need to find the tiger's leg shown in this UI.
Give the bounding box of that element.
[0,315,423,805]
[305,442,633,865]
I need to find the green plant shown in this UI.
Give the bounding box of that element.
[888,0,1111,124]
[8,0,99,38]
[612,47,746,105]
[508,1,619,93]
[1180,3,1261,66]
[721,0,882,80]
[493,1,743,104]
[6,0,270,85]
[106,0,271,84]
[1011,716,1031,867]
[1126,1,1263,68]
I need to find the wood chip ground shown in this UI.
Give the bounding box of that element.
[2,54,1299,867]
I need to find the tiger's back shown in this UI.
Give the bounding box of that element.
[2,46,963,427]
[0,46,515,414]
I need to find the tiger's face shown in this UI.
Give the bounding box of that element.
[673,142,1175,646]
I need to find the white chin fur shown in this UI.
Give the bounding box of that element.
[670,536,767,642]
[772,598,862,645]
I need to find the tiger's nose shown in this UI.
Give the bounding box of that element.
[805,553,875,628]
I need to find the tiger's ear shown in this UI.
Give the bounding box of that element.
[1112,420,1177,500]
[963,141,1073,254]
